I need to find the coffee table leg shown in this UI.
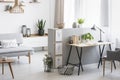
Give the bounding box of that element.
[2,63,4,75]
[8,62,14,79]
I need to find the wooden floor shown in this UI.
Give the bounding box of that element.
[0,51,120,80]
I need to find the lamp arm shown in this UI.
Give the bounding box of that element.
[96,26,105,33]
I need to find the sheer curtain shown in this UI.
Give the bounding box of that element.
[81,0,101,28]
[54,0,101,28]
[54,0,64,28]
[64,0,75,28]
[54,0,75,28]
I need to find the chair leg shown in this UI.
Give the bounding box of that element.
[111,61,113,73]
[18,56,20,60]
[28,52,31,64]
[103,59,105,76]
[113,61,116,69]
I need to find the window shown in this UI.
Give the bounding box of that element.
[64,0,75,28]
[64,0,101,28]
[79,0,101,28]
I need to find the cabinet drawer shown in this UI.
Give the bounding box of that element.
[23,36,48,47]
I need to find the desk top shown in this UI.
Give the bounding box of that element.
[69,42,113,48]
[0,59,14,63]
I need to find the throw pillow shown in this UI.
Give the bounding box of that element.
[1,39,18,48]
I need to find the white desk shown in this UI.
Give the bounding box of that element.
[66,42,113,75]
[69,42,112,47]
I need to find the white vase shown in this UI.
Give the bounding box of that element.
[72,22,77,28]
[78,24,82,28]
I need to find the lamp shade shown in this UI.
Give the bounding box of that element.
[91,25,96,30]
[91,24,104,42]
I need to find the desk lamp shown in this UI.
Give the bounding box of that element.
[91,24,104,42]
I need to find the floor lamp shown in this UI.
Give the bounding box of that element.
[91,24,104,42]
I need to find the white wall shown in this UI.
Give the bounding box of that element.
[110,0,120,49]
[0,0,55,34]
[111,0,120,35]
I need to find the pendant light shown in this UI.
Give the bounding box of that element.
[9,0,24,13]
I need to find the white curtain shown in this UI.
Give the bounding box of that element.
[72,0,101,28]
[54,0,64,28]
[110,0,120,49]
[64,0,75,28]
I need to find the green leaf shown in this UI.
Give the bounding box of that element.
[81,33,94,40]
[78,18,84,24]
[36,19,46,30]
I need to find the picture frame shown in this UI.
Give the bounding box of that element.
[55,43,62,55]
[55,56,62,68]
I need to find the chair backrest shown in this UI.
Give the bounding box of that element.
[0,33,23,44]
[116,38,120,48]
[107,50,120,61]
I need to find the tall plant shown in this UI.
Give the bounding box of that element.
[37,19,46,30]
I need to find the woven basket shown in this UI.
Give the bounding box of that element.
[58,65,74,75]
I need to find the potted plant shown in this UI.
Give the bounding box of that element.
[77,18,84,28]
[81,33,94,42]
[36,19,46,36]
[43,54,53,72]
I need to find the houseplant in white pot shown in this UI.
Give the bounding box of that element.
[36,19,46,36]
[77,18,84,28]
[81,33,94,43]
[43,54,53,72]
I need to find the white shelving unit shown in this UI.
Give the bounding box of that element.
[23,34,48,49]
[48,28,63,68]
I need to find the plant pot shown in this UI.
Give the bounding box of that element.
[44,62,52,72]
[45,65,52,72]
[38,29,44,36]
[78,24,82,28]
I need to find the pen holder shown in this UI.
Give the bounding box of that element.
[72,35,79,44]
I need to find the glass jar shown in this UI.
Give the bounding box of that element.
[21,25,27,37]
[26,28,31,37]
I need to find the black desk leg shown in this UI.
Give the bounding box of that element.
[98,45,105,68]
[76,47,83,75]
[109,44,116,69]
[66,46,72,65]
[109,44,112,50]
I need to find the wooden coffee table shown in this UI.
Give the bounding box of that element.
[0,59,14,79]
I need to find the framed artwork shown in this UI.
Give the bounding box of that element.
[55,43,62,55]
[56,29,62,41]
[55,56,62,68]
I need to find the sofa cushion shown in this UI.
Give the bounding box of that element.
[0,46,34,54]
[0,33,23,45]
[1,39,18,48]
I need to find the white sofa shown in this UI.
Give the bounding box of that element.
[0,33,34,64]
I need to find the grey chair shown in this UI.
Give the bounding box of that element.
[103,50,120,76]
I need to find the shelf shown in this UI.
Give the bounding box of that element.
[29,1,40,3]
[0,1,40,3]
[0,1,14,3]
[55,54,62,56]
[23,33,48,38]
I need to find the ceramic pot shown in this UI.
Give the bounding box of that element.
[38,29,44,36]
